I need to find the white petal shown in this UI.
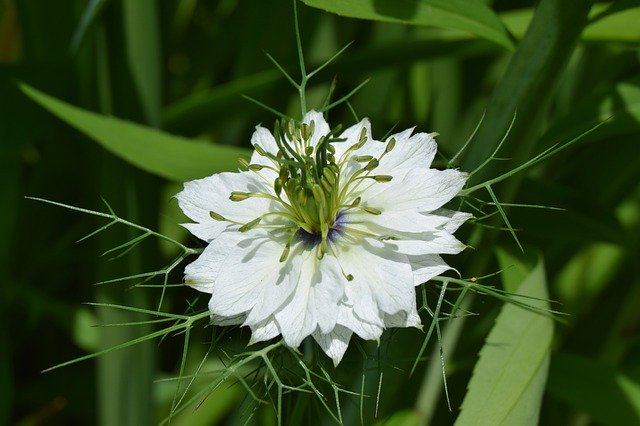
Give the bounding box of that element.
[211,313,246,326]
[432,208,473,233]
[273,252,345,347]
[383,296,422,329]
[335,118,383,161]
[375,130,438,175]
[409,254,452,286]
[303,110,331,149]
[312,255,345,334]
[340,242,415,317]
[208,230,294,318]
[248,317,281,344]
[243,244,307,325]
[312,325,353,366]
[250,125,279,165]
[337,306,384,341]
[184,231,244,293]
[346,209,452,234]
[374,232,467,256]
[177,172,274,241]
[361,168,467,215]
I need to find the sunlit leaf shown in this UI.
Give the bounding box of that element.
[300,0,514,50]
[501,4,640,41]
[20,83,249,182]
[456,259,553,425]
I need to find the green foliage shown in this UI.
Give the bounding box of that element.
[3,0,639,424]
[20,83,250,181]
[300,0,514,49]
[457,259,553,425]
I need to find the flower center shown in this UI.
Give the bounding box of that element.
[212,117,397,261]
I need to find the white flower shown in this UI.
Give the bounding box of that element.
[177,111,470,365]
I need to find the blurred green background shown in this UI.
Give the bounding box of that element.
[1,0,639,425]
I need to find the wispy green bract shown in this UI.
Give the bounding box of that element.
[456,259,553,425]
[20,83,249,182]
[300,0,514,50]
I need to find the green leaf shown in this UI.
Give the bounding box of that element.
[375,410,419,426]
[19,83,249,182]
[456,259,553,426]
[546,354,640,425]
[300,0,514,50]
[122,0,162,127]
[540,76,640,148]
[501,4,640,42]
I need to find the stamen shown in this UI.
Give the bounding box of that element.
[238,158,250,170]
[279,244,290,262]
[362,206,382,215]
[239,217,261,232]
[364,159,379,171]
[230,192,251,201]
[385,137,396,153]
[253,144,267,156]
[209,211,226,221]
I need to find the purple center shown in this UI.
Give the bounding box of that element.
[295,211,346,248]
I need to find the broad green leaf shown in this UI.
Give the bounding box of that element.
[501,5,640,41]
[300,0,514,50]
[456,259,553,426]
[122,0,161,127]
[546,354,640,425]
[20,83,249,182]
[495,248,533,293]
[375,410,419,426]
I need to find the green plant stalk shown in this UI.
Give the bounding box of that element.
[415,0,594,423]
[93,11,158,425]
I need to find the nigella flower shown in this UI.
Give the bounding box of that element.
[177,111,470,365]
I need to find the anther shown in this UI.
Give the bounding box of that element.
[301,122,311,141]
[354,155,373,162]
[253,144,267,156]
[238,158,250,170]
[209,211,226,221]
[230,192,251,201]
[358,127,367,144]
[364,159,379,171]
[385,137,396,153]
[274,178,283,196]
[362,206,382,215]
[249,164,265,171]
[373,175,393,182]
[322,167,336,185]
[239,217,261,232]
[279,244,290,263]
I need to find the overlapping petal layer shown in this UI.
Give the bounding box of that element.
[178,111,470,365]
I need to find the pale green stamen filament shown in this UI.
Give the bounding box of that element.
[218,118,397,256]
